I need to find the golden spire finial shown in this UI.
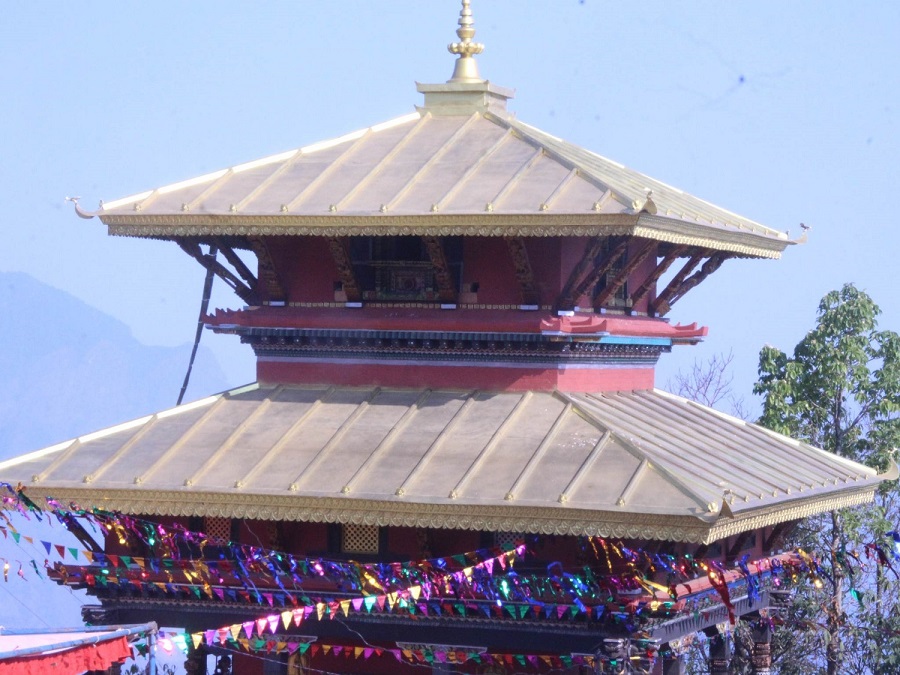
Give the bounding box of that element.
[448,0,485,83]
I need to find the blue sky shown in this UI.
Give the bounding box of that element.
[2,0,898,413]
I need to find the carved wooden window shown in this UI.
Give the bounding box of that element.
[342,524,380,554]
[203,517,231,545]
[349,236,462,302]
[493,531,523,549]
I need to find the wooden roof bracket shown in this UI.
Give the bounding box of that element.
[629,244,688,308]
[326,237,362,302]
[421,236,458,303]
[556,236,629,310]
[592,239,655,310]
[556,236,604,310]
[177,240,258,305]
[246,236,286,302]
[649,249,707,317]
[654,252,730,316]
[504,236,539,306]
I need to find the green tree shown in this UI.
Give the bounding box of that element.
[754,284,900,675]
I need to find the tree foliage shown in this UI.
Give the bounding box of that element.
[754,284,900,674]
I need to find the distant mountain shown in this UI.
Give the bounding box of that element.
[0,271,228,459]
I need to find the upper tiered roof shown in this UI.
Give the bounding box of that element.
[79,2,793,260]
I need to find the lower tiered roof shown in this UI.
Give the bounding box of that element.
[0,384,886,544]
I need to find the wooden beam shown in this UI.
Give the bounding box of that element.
[727,531,754,559]
[570,237,629,305]
[629,244,688,308]
[421,236,457,303]
[177,241,257,305]
[556,236,605,310]
[247,236,286,301]
[504,236,539,305]
[326,237,361,302]
[763,522,792,552]
[592,239,655,309]
[215,237,257,287]
[650,250,706,316]
[655,252,729,315]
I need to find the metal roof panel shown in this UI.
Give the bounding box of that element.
[1,384,881,543]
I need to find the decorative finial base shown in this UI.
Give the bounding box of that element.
[447,0,485,83]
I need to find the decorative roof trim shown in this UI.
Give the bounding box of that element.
[101,213,786,258]
[8,483,876,545]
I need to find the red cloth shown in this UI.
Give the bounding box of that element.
[0,636,132,675]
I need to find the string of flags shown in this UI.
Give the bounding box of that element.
[3,480,900,670]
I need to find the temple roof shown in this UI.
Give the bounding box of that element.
[88,107,790,259]
[76,3,793,260]
[0,384,883,544]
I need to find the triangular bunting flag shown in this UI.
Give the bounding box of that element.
[281,611,292,630]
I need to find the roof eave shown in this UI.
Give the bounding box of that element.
[8,482,877,545]
[98,212,789,258]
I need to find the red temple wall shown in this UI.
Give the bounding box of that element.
[461,237,520,304]
[257,360,655,392]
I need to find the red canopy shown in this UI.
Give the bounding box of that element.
[0,623,155,675]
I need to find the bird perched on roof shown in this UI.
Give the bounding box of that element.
[800,222,811,231]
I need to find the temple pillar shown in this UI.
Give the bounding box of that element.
[660,650,685,675]
[750,620,773,675]
[707,631,732,675]
[184,648,206,675]
[600,638,628,674]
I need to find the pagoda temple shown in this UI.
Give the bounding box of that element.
[0,3,892,674]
